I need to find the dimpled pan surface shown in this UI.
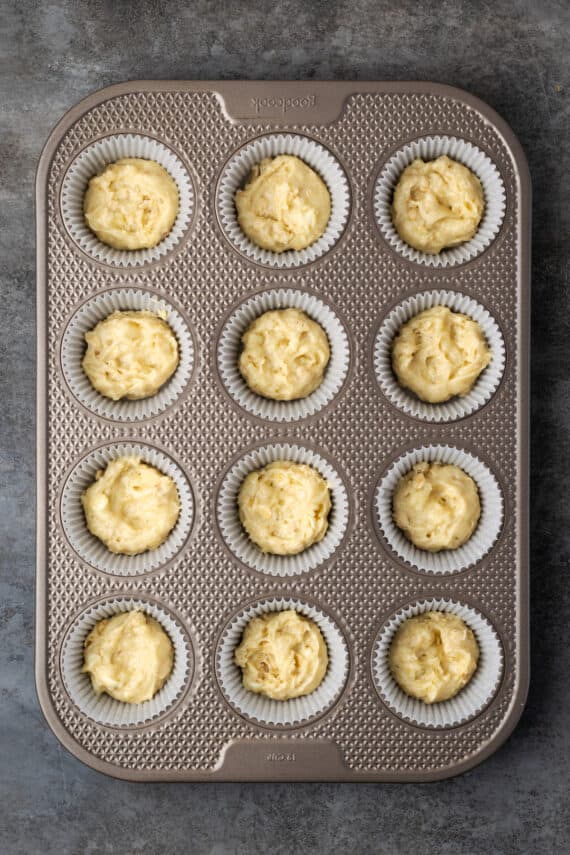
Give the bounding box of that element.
[36,81,530,781]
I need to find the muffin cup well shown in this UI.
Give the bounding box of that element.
[61,597,192,727]
[61,443,194,576]
[216,597,349,727]
[217,288,350,422]
[217,443,350,577]
[60,134,194,267]
[373,290,505,422]
[372,598,503,728]
[375,445,503,574]
[374,135,506,267]
[61,288,195,422]
[217,134,350,269]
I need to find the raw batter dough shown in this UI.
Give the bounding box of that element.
[82,610,174,703]
[234,609,328,700]
[393,461,480,552]
[82,310,179,401]
[81,456,180,554]
[392,155,484,254]
[391,306,491,403]
[235,155,331,252]
[84,157,179,250]
[239,308,330,400]
[389,611,479,703]
[238,460,331,555]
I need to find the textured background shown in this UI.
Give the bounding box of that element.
[1,0,568,853]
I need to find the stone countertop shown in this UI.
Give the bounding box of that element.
[1,1,568,853]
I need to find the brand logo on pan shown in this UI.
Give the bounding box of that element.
[251,95,317,114]
[265,752,297,762]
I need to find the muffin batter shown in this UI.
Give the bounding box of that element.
[234,610,328,700]
[82,610,174,704]
[82,310,179,401]
[238,460,331,555]
[389,611,479,703]
[235,155,331,252]
[81,456,180,554]
[239,308,330,400]
[392,306,491,403]
[392,155,484,253]
[393,461,480,551]
[84,157,179,250]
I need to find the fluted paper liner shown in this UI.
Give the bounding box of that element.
[373,598,503,728]
[61,442,194,575]
[217,288,350,421]
[375,445,503,574]
[217,443,350,576]
[61,597,192,727]
[217,134,350,268]
[374,290,505,422]
[61,134,194,267]
[216,597,349,726]
[374,135,506,267]
[61,288,194,421]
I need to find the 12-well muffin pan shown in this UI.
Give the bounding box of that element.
[36,81,529,781]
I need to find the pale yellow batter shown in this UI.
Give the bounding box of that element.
[393,461,480,552]
[82,310,179,401]
[392,306,492,403]
[84,157,179,250]
[239,308,330,400]
[389,611,479,703]
[81,456,180,554]
[82,610,174,704]
[235,155,331,252]
[238,461,331,555]
[392,156,484,254]
[234,610,328,700]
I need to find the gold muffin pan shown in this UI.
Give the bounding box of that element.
[37,81,529,782]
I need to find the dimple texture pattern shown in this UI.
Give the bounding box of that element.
[41,88,523,779]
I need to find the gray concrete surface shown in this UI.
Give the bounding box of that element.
[1,0,568,852]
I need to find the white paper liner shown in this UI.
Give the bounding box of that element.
[61,597,192,727]
[217,289,350,422]
[375,445,503,574]
[61,288,195,422]
[217,443,350,576]
[61,443,194,575]
[374,290,505,422]
[374,136,506,267]
[217,134,350,268]
[216,597,349,726]
[373,598,504,728]
[61,134,194,267]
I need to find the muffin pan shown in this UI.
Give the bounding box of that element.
[36,81,529,781]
